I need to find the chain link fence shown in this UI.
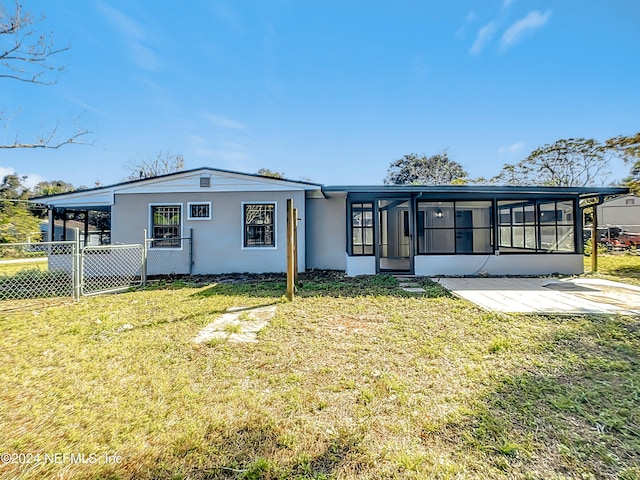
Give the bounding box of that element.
[82,244,144,296]
[145,234,193,276]
[1,229,194,302]
[1,232,146,301]
[0,242,76,300]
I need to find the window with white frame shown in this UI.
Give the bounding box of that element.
[188,202,211,220]
[151,205,181,248]
[243,203,275,247]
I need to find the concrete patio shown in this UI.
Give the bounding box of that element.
[432,277,640,315]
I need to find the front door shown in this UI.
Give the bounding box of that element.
[378,199,412,272]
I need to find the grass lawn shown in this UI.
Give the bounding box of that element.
[1,270,639,479]
[0,258,48,276]
[583,252,640,285]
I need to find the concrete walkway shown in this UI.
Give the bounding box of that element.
[193,305,277,344]
[433,277,640,315]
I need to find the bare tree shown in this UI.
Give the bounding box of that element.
[126,151,185,180]
[0,1,91,148]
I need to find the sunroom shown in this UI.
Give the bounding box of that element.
[321,185,628,276]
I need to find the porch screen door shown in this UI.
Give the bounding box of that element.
[378,199,411,272]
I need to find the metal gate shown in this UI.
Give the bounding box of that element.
[81,244,144,296]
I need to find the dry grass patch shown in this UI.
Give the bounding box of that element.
[0,273,639,479]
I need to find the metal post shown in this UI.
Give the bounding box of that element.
[142,229,148,287]
[286,199,295,301]
[73,227,82,300]
[189,227,194,275]
[293,208,299,286]
[591,205,598,272]
[48,208,55,242]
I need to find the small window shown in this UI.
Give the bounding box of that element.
[151,205,181,248]
[243,203,275,248]
[188,202,211,220]
[200,176,211,187]
[626,198,635,205]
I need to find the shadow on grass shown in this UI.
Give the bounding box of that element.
[188,271,452,299]
[450,314,640,478]
[146,420,362,480]
[600,266,640,282]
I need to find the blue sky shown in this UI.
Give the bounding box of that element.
[1,0,639,188]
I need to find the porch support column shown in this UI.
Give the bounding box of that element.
[591,205,598,272]
[48,207,55,242]
[286,199,295,301]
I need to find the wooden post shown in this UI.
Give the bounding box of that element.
[286,199,295,301]
[591,205,598,273]
[293,208,299,286]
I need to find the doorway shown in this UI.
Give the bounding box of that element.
[378,199,412,272]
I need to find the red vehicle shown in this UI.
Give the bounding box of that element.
[616,231,640,248]
[598,228,640,249]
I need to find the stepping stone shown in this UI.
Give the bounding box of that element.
[402,287,426,294]
[395,276,416,281]
[193,305,277,344]
[394,274,426,294]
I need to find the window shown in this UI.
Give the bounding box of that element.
[498,200,575,252]
[351,202,374,255]
[200,176,211,187]
[539,200,575,252]
[417,201,493,254]
[498,201,536,250]
[151,205,181,248]
[243,203,275,247]
[626,198,635,205]
[187,202,211,220]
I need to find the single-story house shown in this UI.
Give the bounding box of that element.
[33,167,628,276]
[597,193,640,233]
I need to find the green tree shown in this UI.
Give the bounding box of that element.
[384,152,468,185]
[606,132,640,193]
[493,138,612,187]
[0,174,41,242]
[256,168,285,179]
[32,180,75,197]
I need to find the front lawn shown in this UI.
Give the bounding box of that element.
[0,273,638,479]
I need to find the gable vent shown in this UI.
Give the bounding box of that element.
[200,176,211,188]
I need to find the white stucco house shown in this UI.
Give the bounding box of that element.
[33,167,628,276]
